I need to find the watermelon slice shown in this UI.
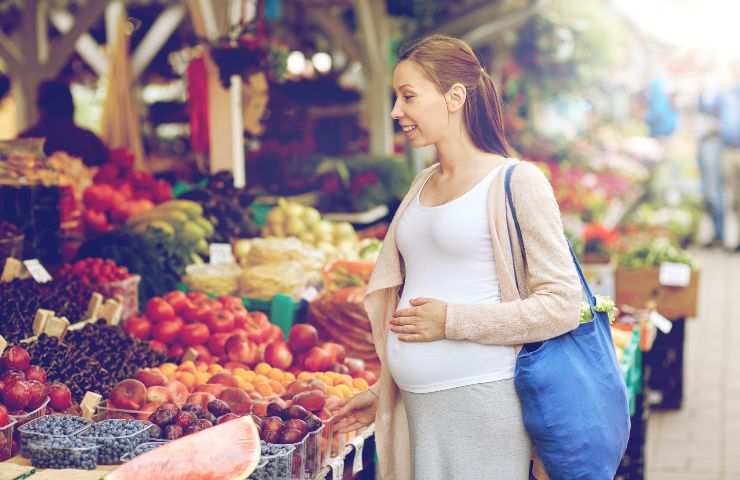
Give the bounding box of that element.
[107,416,260,480]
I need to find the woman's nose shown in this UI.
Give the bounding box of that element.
[391,99,402,119]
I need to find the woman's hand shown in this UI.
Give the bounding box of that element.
[389,297,447,342]
[332,390,378,433]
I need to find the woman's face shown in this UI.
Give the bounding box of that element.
[391,60,451,148]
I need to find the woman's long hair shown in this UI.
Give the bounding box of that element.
[398,35,511,156]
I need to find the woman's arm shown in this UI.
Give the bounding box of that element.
[444,162,582,345]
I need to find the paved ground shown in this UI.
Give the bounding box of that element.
[646,249,740,480]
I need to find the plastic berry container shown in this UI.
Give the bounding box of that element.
[78,419,153,465]
[119,441,170,462]
[10,398,50,429]
[0,420,17,461]
[26,437,98,470]
[18,414,91,458]
[99,274,141,320]
[251,442,296,480]
[304,424,326,478]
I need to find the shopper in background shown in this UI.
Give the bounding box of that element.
[700,64,740,249]
[333,35,581,480]
[19,80,108,166]
[695,113,725,246]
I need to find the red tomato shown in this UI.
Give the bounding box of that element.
[179,322,211,347]
[152,318,184,344]
[186,291,209,304]
[124,315,152,340]
[207,333,231,357]
[168,343,185,359]
[149,340,168,355]
[163,291,189,314]
[262,324,284,346]
[146,298,176,323]
[219,296,245,312]
[185,305,211,324]
[205,310,235,334]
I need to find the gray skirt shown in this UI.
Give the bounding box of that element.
[400,378,531,480]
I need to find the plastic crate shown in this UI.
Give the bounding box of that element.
[620,328,642,416]
[26,437,98,470]
[250,202,273,227]
[10,398,49,429]
[18,414,92,457]
[78,419,153,464]
[0,420,16,461]
[243,294,305,339]
[252,442,296,480]
[265,437,307,480]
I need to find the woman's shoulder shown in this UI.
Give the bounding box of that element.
[508,160,552,191]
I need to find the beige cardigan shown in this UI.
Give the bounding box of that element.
[363,159,583,480]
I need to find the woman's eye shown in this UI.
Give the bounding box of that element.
[404,95,414,101]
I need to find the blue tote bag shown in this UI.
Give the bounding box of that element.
[505,164,630,480]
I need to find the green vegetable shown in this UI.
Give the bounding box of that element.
[76,227,194,304]
[618,237,695,269]
[580,295,616,324]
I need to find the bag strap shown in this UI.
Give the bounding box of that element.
[504,164,597,309]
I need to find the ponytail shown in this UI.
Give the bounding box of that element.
[465,71,511,156]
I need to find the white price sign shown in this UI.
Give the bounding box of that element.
[659,262,691,288]
[209,243,234,264]
[351,435,365,474]
[649,310,673,334]
[330,457,344,480]
[24,259,52,283]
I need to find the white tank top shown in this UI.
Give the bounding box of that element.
[387,166,516,393]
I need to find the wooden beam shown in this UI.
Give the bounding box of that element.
[45,0,110,77]
[106,0,125,43]
[0,32,21,71]
[21,0,40,66]
[132,4,187,78]
[36,0,50,65]
[307,8,367,66]
[354,0,381,71]
[50,9,108,76]
[196,0,220,40]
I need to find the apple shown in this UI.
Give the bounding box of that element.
[135,368,168,387]
[207,333,231,357]
[321,342,346,364]
[225,335,260,366]
[110,379,147,411]
[205,310,235,334]
[292,390,326,413]
[179,322,211,347]
[26,380,48,411]
[2,346,31,371]
[48,382,72,411]
[304,347,333,372]
[263,342,293,370]
[24,365,46,384]
[0,405,9,427]
[288,324,319,353]
[3,380,30,411]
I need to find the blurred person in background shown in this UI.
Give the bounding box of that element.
[0,72,17,140]
[19,79,108,166]
[700,62,740,249]
[696,103,725,247]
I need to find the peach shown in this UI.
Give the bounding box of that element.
[208,372,239,388]
[186,392,217,411]
[292,390,326,413]
[218,387,253,415]
[166,380,189,406]
[175,371,196,391]
[146,386,172,404]
[195,383,227,397]
[225,336,260,366]
[110,379,147,411]
[135,368,168,387]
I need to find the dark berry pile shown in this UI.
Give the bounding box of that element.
[27,437,98,470]
[79,419,152,465]
[251,442,295,480]
[122,441,167,461]
[26,322,170,402]
[0,278,93,342]
[19,415,91,456]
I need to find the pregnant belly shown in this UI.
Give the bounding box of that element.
[386,332,515,391]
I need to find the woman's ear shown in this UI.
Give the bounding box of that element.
[445,83,467,113]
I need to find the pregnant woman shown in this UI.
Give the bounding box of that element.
[333,35,582,480]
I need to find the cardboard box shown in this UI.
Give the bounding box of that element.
[615,267,700,320]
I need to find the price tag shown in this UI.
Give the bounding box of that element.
[649,310,673,334]
[1,257,22,282]
[330,457,344,480]
[209,243,234,265]
[44,316,70,338]
[24,259,52,283]
[80,391,102,419]
[350,435,365,474]
[33,309,54,336]
[100,299,123,326]
[85,293,104,320]
[659,262,691,288]
[0,335,7,356]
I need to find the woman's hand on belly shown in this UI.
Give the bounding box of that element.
[390,297,447,342]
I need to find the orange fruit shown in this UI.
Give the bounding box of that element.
[159,363,178,376]
[195,371,211,386]
[233,368,251,379]
[208,364,224,374]
[253,374,270,385]
[316,373,333,386]
[269,380,285,395]
[255,383,273,397]
[236,377,250,390]
[179,360,197,373]
[241,382,255,392]
[352,378,369,391]
[297,372,314,382]
[268,369,284,382]
[337,384,353,399]
[255,363,272,376]
[336,375,353,387]
[283,372,296,383]
[175,371,196,391]
[326,386,343,399]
